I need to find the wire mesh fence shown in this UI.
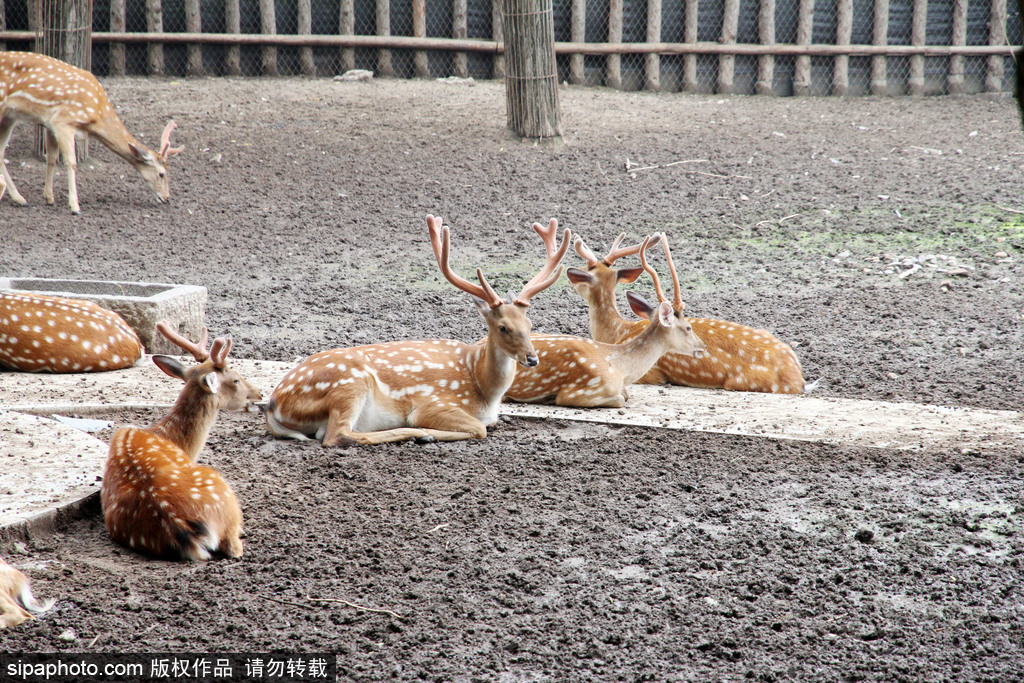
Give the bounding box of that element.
[0,0,1020,95]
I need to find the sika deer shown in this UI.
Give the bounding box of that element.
[0,291,143,372]
[571,233,806,393]
[0,51,183,214]
[506,233,706,407]
[0,556,54,629]
[265,215,570,445]
[102,322,262,561]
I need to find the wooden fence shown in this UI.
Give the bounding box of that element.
[0,0,1020,95]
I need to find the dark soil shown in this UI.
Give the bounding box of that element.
[2,77,1023,681]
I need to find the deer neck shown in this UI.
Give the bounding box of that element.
[608,321,671,385]
[89,115,149,165]
[468,335,518,408]
[587,286,641,344]
[148,382,219,461]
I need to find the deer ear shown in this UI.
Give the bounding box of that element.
[202,372,221,394]
[152,355,187,381]
[617,267,644,284]
[472,295,491,316]
[656,301,674,327]
[128,144,154,163]
[626,291,655,320]
[566,268,594,285]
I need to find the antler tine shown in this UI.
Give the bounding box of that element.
[574,236,601,267]
[426,215,504,309]
[514,219,572,307]
[659,232,685,312]
[159,120,184,161]
[209,336,232,369]
[156,320,210,362]
[603,233,661,265]
[638,235,668,305]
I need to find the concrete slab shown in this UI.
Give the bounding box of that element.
[0,277,207,355]
[1,357,1021,536]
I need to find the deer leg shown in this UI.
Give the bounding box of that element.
[554,388,626,409]
[52,128,80,214]
[43,130,58,206]
[0,119,27,206]
[0,595,31,629]
[408,406,488,441]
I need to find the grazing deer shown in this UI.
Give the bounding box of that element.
[569,233,806,394]
[0,291,143,372]
[0,556,54,629]
[265,215,570,446]
[505,233,707,407]
[102,322,262,561]
[0,51,183,214]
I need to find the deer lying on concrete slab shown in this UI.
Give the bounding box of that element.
[570,233,806,394]
[0,51,183,214]
[504,231,707,407]
[102,322,262,561]
[265,215,570,445]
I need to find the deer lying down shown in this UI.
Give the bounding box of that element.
[0,292,143,373]
[265,215,570,446]
[102,322,262,561]
[0,51,183,214]
[505,233,707,407]
[0,556,54,629]
[571,233,806,394]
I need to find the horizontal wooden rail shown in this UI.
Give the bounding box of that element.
[0,31,1018,58]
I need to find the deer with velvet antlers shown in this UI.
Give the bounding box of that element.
[0,51,183,214]
[504,231,707,407]
[570,233,806,394]
[102,322,262,561]
[265,215,570,446]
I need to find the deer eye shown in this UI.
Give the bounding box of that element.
[158,172,165,179]
[499,325,509,334]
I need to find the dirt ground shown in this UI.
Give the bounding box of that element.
[1,77,1023,681]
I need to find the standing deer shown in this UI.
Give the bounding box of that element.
[0,291,143,372]
[0,556,54,629]
[102,322,262,561]
[505,233,707,407]
[569,233,806,394]
[0,51,183,214]
[265,215,570,446]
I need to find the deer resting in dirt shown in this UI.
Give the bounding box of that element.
[0,51,183,214]
[0,556,54,629]
[265,214,570,445]
[570,233,806,393]
[505,231,707,407]
[102,322,262,561]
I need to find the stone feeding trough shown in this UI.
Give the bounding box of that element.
[0,277,207,355]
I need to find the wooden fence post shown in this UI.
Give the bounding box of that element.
[947,0,967,94]
[298,0,315,75]
[606,0,622,89]
[986,0,1007,93]
[377,0,394,77]
[502,0,561,139]
[871,0,889,95]
[682,0,698,91]
[146,0,164,75]
[792,0,813,95]
[108,0,125,75]
[492,0,505,79]
[645,0,661,90]
[340,0,355,73]
[454,0,468,77]
[907,0,925,95]
[756,0,775,95]
[260,0,278,75]
[569,0,584,84]
[718,0,739,94]
[226,0,241,75]
[186,0,203,76]
[0,0,5,52]
[413,0,428,77]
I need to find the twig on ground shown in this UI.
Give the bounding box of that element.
[258,594,314,610]
[996,205,1024,215]
[307,595,408,621]
[689,170,753,180]
[663,159,708,167]
[778,213,801,224]
[427,523,451,533]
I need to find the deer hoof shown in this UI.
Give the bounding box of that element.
[414,435,437,444]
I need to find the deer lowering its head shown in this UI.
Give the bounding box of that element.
[0,556,54,629]
[570,233,806,393]
[506,233,706,407]
[265,215,570,446]
[0,291,143,372]
[0,51,183,214]
[102,322,262,561]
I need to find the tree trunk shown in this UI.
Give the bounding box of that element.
[502,0,561,140]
